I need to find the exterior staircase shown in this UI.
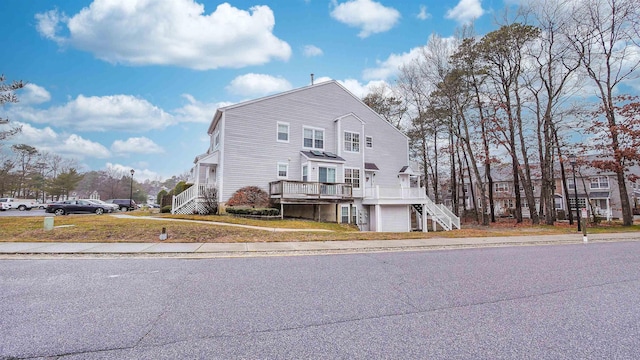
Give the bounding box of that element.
[171,184,213,215]
[412,197,461,231]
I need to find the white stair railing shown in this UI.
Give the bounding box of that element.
[438,204,461,229]
[423,197,452,231]
[172,185,198,214]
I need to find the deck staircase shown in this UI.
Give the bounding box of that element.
[171,184,213,215]
[412,197,461,231]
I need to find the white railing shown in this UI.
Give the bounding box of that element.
[423,197,452,231]
[364,186,427,200]
[269,181,353,200]
[438,204,461,229]
[172,184,214,214]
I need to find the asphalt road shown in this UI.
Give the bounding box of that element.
[1,241,639,359]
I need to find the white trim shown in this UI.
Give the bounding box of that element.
[344,167,361,189]
[365,135,373,149]
[344,130,360,153]
[277,162,289,179]
[302,126,325,150]
[277,121,289,143]
[318,164,337,183]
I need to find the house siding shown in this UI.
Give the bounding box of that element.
[219,81,409,203]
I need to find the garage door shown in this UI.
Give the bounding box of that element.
[380,205,409,232]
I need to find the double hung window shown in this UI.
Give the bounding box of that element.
[304,127,324,149]
[344,131,360,152]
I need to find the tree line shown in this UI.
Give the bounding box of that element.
[363,0,640,226]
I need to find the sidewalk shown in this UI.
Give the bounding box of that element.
[1,232,639,257]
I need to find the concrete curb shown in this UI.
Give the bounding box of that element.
[1,232,639,257]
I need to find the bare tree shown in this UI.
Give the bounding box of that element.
[569,0,640,225]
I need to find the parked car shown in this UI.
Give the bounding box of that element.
[45,199,112,216]
[105,199,138,211]
[0,198,37,211]
[85,199,119,212]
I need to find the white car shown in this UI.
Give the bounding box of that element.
[84,199,119,213]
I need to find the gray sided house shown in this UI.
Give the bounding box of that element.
[173,81,460,232]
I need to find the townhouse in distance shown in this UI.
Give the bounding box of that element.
[173,80,460,232]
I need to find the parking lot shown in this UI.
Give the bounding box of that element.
[0,209,51,217]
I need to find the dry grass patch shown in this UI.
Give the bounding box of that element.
[1,214,639,243]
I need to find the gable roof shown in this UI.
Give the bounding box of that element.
[207,80,408,140]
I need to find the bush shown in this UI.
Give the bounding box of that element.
[227,186,270,207]
[226,207,280,216]
[160,205,172,213]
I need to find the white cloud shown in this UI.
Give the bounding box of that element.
[35,0,291,70]
[417,5,431,20]
[59,134,111,158]
[112,137,164,154]
[445,0,484,24]
[6,121,110,159]
[226,73,293,96]
[172,94,221,124]
[303,45,324,57]
[19,84,51,105]
[308,76,387,97]
[13,94,174,131]
[330,0,401,38]
[362,46,424,80]
[105,162,160,182]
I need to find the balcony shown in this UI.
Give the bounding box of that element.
[269,180,353,203]
[362,186,427,205]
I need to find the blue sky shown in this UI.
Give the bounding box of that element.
[1,0,510,181]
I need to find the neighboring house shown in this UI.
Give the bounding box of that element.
[448,160,640,221]
[173,80,460,232]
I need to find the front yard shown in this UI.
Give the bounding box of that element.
[3,212,639,243]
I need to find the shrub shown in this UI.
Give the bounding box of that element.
[227,186,270,207]
[160,205,172,213]
[226,207,280,216]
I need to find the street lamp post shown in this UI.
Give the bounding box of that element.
[129,169,135,211]
[569,155,581,232]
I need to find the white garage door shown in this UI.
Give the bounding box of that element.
[380,205,409,232]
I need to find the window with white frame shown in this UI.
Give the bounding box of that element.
[568,198,587,209]
[302,165,308,182]
[212,131,220,150]
[277,163,288,178]
[494,183,509,193]
[318,166,336,183]
[366,136,373,148]
[341,206,349,224]
[344,168,360,188]
[277,122,289,142]
[590,176,609,189]
[566,177,575,186]
[344,131,360,152]
[303,127,324,149]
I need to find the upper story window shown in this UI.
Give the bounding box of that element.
[304,127,324,149]
[277,122,289,143]
[366,136,373,149]
[494,183,509,193]
[344,168,360,189]
[212,131,220,150]
[344,131,360,152]
[590,176,609,189]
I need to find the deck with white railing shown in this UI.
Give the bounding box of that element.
[269,180,353,202]
[171,184,215,215]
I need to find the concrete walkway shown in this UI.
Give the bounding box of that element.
[1,232,639,257]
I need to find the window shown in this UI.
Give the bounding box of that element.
[302,165,308,182]
[277,122,289,142]
[344,168,360,188]
[277,163,288,178]
[212,131,220,150]
[344,131,360,152]
[568,198,587,209]
[341,206,349,224]
[303,127,324,149]
[494,183,509,193]
[566,177,575,186]
[319,166,336,183]
[366,136,373,148]
[590,176,609,189]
